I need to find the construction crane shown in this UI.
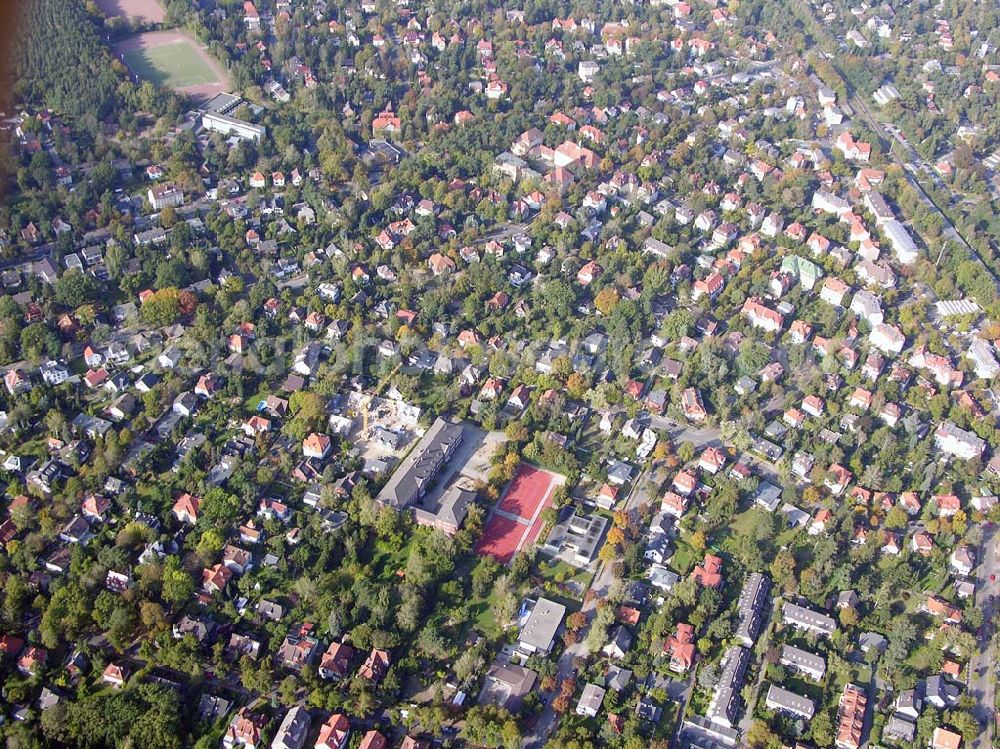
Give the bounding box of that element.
[361,361,401,432]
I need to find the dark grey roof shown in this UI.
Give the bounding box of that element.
[606,665,632,692]
[707,645,749,727]
[884,715,916,741]
[376,418,464,509]
[765,684,815,719]
[413,483,475,531]
[924,674,958,705]
[272,705,311,749]
[543,507,608,562]
[735,572,770,645]
[779,644,826,679]
[603,624,633,655]
[479,664,537,710]
[782,602,836,635]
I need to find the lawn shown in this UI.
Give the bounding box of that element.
[471,588,502,633]
[776,525,802,546]
[671,542,697,574]
[728,508,762,536]
[123,41,218,88]
[372,535,416,583]
[537,559,593,594]
[245,390,270,413]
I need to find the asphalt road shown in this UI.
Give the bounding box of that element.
[649,415,722,448]
[970,523,1000,749]
[526,421,724,747]
[523,465,659,747]
[0,242,53,272]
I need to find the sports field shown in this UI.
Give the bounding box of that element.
[476,515,523,564]
[476,464,563,564]
[498,463,558,517]
[115,31,230,101]
[123,41,217,87]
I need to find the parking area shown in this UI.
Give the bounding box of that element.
[416,424,505,511]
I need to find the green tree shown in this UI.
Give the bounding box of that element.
[706,482,738,526]
[746,720,780,749]
[286,391,326,440]
[199,487,241,527]
[460,705,521,749]
[661,309,694,341]
[810,709,835,747]
[139,287,181,328]
[40,583,91,647]
[55,269,100,308]
[196,528,225,559]
[161,557,194,608]
[20,322,59,361]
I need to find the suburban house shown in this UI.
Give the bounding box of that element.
[315,714,351,749]
[479,663,537,711]
[172,493,200,524]
[780,644,826,681]
[681,387,707,421]
[665,623,696,673]
[781,602,836,637]
[319,641,354,681]
[358,648,391,683]
[303,433,332,460]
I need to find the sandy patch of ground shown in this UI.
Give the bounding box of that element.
[96,0,165,24]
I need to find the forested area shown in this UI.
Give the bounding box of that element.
[13,0,136,125]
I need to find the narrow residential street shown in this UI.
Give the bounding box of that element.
[526,421,728,747]
[970,523,1000,749]
[649,415,722,449]
[667,671,696,749]
[522,624,586,748]
[525,466,661,748]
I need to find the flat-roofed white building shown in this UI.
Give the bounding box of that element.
[518,598,566,655]
[202,111,266,143]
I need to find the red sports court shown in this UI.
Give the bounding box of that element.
[477,463,561,564]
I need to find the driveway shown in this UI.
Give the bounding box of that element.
[649,415,722,448]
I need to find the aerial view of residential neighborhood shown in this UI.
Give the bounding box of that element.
[4,0,1000,747]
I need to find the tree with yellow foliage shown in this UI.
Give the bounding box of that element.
[594,286,620,316]
[606,526,625,548]
[690,530,707,553]
[598,541,618,563]
[566,372,587,399]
